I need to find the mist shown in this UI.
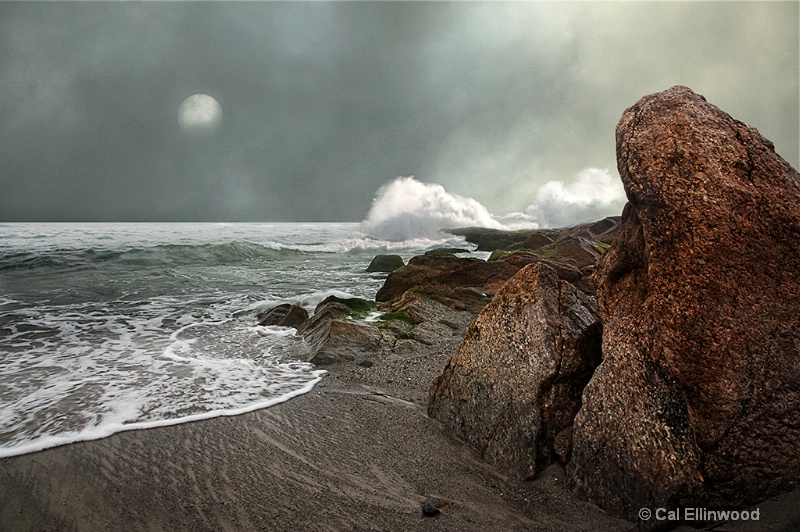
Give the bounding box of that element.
[522,168,626,228]
[1,1,796,222]
[360,172,626,241]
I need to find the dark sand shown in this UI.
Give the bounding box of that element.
[2,339,798,531]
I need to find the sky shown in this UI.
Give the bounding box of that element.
[1,1,798,226]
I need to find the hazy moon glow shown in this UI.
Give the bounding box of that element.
[178,94,223,136]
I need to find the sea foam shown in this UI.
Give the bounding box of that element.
[0,222,475,458]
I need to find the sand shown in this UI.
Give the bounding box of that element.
[2,339,798,531]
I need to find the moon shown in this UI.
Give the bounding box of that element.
[178,94,223,137]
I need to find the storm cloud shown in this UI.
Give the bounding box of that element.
[1,1,797,223]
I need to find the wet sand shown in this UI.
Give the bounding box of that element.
[1,342,798,531]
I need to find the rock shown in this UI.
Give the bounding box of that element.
[256,303,309,328]
[568,86,800,519]
[421,503,441,517]
[409,320,460,346]
[380,291,474,349]
[428,263,602,480]
[535,237,601,270]
[375,255,497,311]
[305,319,386,366]
[315,295,375,319]
[587,216,620,236]
[374,312,414,340]
[424,247,470,256]
[522,232,553,250]
[487,249,509,262]
[298,298,385,365]
[384,290,471,327]
[445,227,532,251]
[497,252,594,295]
[366,254,405,273]
[447,221,622,256]
[376,253,595,312]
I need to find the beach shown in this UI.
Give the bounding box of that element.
[0,333,633,532]
[4,312,800,531]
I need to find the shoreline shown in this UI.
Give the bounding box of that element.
[1,339,633,532]
[3,321,799,531]
[3,217,799,530]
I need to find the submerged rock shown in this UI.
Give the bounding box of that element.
[569,86,800,519]
[366,254,405,273]
[428,263,601,480]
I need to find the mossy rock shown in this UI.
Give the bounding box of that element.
[367,254,405,273]
[374,311,414,339]
[376,310,413,324]
[596,241,612,254]
[488,249,510,262]
[318,295,375,319]
[524,245,555,258]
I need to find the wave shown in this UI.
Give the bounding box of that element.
[0,241,306,272]
[358,171,626,238]
[0,307,326,459]
[360,176,503,241]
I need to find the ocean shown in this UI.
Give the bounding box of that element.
[0,222,469,458]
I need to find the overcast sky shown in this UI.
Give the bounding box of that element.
[1,1,798,223]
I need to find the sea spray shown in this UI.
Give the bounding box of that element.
[522,168,626,228]
[361,176,503,240]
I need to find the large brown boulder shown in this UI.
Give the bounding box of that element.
[428,263,602,479]
[568,86,800,519]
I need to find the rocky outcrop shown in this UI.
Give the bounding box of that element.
[366,254,405,273]
[446,227,534,251]
[535,237,602,270]
[446,219,620,255]
[424,247,470,256]
[298,297,387,365]
[376,253,594,312]
[522,232,553,250]
[257,303,309,328]
[568,86,800,519]
[428,263,602,480]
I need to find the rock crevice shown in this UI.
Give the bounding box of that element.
[428,263,602,480]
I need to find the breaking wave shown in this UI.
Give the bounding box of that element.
[360,176,503,241]
[359,171,626,240]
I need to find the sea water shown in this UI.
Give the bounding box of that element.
[0,222,468,457]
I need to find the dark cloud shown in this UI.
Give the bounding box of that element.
[1,1,797,222]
